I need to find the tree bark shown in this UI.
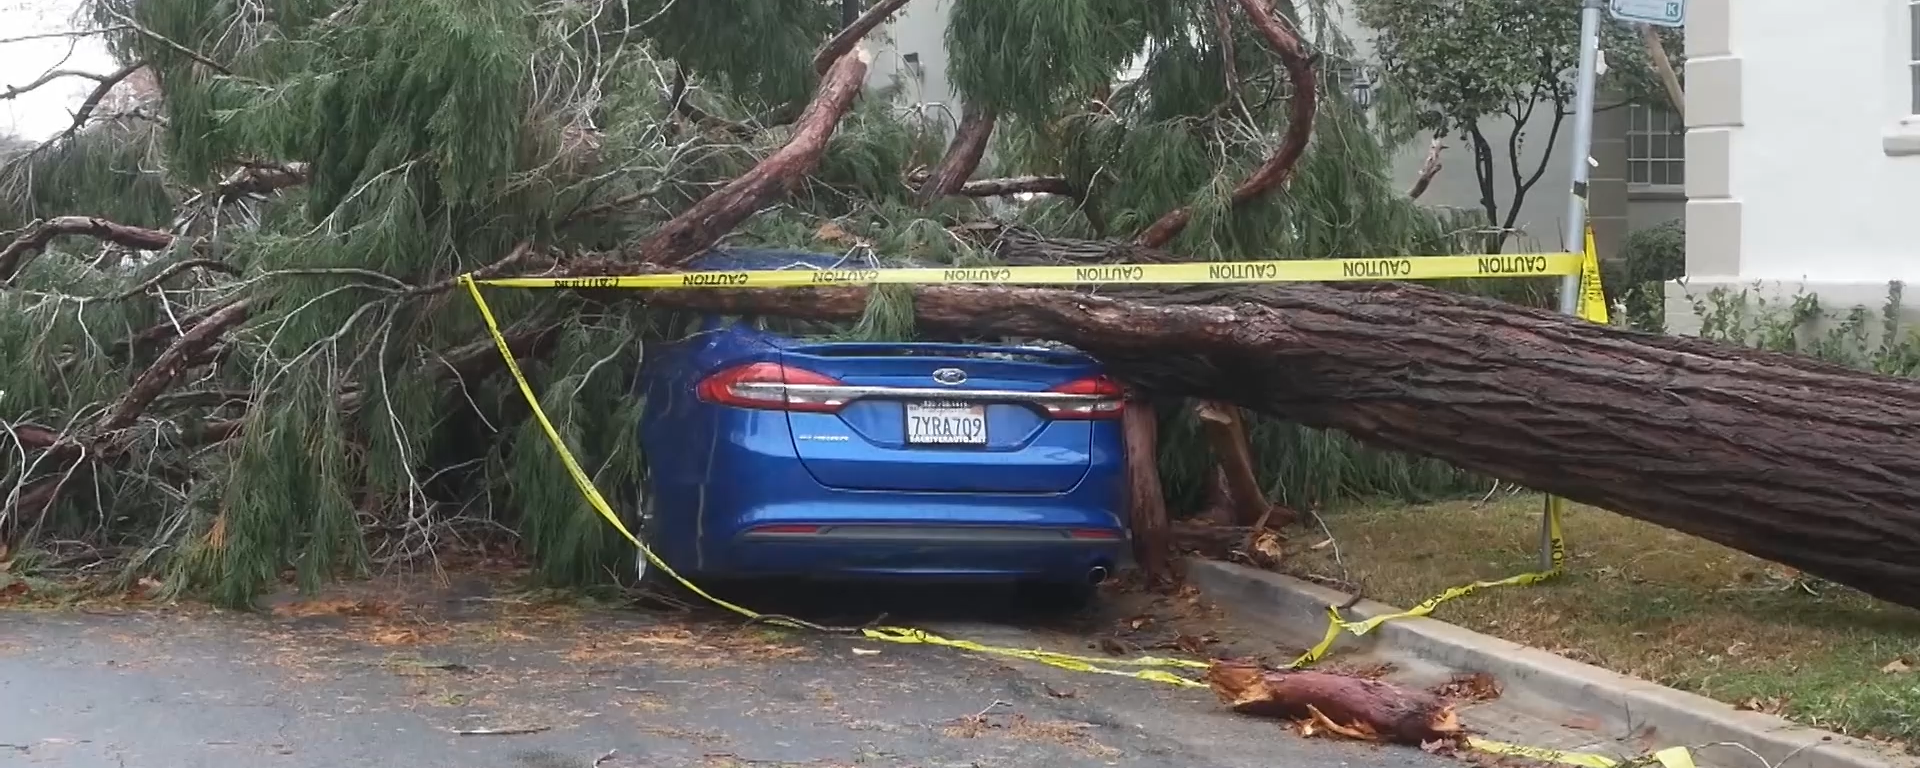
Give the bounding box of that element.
[570,260,1920,609]
[914,103,999,205]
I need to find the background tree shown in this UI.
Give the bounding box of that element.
[1354,0,1674,253]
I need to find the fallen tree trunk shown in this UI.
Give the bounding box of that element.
[560,267,1920,609]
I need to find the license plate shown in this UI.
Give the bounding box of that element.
[905,400,987,446]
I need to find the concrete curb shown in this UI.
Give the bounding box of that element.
[1186,559,1917,768]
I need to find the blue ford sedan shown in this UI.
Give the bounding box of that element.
[631,250,1130,606]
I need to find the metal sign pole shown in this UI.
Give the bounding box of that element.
[1542,0,1606,572]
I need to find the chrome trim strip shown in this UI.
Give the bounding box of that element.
[730,382,1109,405]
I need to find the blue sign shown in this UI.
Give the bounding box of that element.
[1609,0,1686,26]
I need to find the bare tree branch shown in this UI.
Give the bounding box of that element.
[101,10,232,75]
[0,215,177,283]
[2,69,115,102]
[0,26,130,45]
[41,62,146,145]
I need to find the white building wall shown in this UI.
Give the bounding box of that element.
[862,0,963,122]
[1668,0,1920,337]
[1724,0,1919,282]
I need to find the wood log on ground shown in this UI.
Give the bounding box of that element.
[1205,661,1462,744]
[561,260,1920,610]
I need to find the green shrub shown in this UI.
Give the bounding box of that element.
[1605,218,1684,332]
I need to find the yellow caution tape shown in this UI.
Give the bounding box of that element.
[473,252,1583,290]
[1289,498,1567,669]
[1468,739,1698,768]
[1469,738,1626,768]
[1577,228,1610,324]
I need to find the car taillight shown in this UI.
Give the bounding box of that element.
[1044,375,1125,420]
[695,362,848,413]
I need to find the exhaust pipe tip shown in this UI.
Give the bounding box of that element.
[1087,566,1110,585]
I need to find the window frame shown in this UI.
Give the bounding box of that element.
[1909,0,1919,115]
[1625,102,1687,194]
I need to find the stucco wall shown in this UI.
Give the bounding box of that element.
[1669,0,1920,340]
[863,0,962,116]
[1717,0,1919,282]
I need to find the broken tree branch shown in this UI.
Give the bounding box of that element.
[914,103,1000,205]
[909,172,1071,198]
[637,47,873,266]
[1134,0,1317,248]
[1206,662,1463,745]
[2,69,117,101]
[1195,401,1291,528]
[1642,25,1685,120]
[815,0,912,75]
[1407,136,1444,199]
[0,216,177,283]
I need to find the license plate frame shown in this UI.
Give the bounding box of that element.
[904,400,988,446]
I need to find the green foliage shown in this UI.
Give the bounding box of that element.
[0,119,177,232]
[630,0,839,112]
[1604,218,1683,332]
[1354,0,1662,134]
[1685,281,1920,377]
[947,0,1182,122]
[1354,0,1676,252]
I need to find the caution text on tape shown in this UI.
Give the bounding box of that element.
[475,252,1584,290]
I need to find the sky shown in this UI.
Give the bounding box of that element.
[1,0,117,140]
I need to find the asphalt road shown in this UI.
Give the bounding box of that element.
[0,584,1456,768]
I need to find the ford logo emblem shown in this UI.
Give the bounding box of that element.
[932,368,967,386]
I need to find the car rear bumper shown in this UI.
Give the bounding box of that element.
[718,519,1128,582]
[643,410,1128,584]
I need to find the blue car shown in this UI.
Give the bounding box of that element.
[631,249,1131,606]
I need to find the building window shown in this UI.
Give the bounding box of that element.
[1910,0,1918,113]
[1627,103,1685,188]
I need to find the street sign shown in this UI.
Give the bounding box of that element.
[1609,0,1686,26]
